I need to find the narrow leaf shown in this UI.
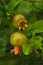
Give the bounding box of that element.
[8,0,21,11]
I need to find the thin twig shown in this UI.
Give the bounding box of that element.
[34,48,39,54]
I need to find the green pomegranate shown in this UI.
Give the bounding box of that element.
[10,32,27,46]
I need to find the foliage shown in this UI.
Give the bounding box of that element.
[0,0,43,65]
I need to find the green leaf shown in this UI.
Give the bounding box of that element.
[30,20,43,35]
[15,1,32,14]
[0,10,4,24]
[29,14,37,23]
[22,43,32,55]
[31,36,42,49]
[31,2,43,13]
[0,48,5,57]
[34,2,43,9]
[0,35,8,48]
[8,0,21,11]
[0,40,6,48]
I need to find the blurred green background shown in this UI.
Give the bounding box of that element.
[0,0,43,65]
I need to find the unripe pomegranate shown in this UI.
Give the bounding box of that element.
[10,32,27,46]
[12,14,28,30]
